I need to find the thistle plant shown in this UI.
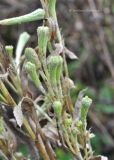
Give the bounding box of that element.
[0,1,108,160]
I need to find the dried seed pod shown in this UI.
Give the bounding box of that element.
[63,77,75,91]
[24,47,41,69]
[47,55,63,86]
[53,101,62,117]
[37,26,49,58]
[80,96,92,123]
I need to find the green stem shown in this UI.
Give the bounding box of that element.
[48,0,62,44]
[5,79,18,95]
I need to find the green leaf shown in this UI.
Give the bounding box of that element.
[0,9,45,25]
[15,32,30,68]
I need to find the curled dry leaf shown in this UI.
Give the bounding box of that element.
[42,123,60,146]
[13,101,23,128]
[64,47,78,60]
[51,43,63,55]
[0,43,10,71]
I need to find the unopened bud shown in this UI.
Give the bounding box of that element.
[80,96,92,122]
[63,77,75,90]
[53,101,62,117]
[64,117,72,129]
[5,45,13,57]
[25,62,41,88]
[25,47,41,69]
[72,128,77,136]
[37,26,49,57]
[47,55,63,86]
[76,120,83,128]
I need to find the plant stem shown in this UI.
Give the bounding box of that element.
[35,134,50,160]
[48,0,62,44]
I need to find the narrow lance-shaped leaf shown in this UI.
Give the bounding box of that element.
[0,93,7,104]
[0,9,45,25]
[0,80,16,106]
[64,47,78,60]
[15,32,30,69]
[8,67,22,96]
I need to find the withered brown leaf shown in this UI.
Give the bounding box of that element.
[0,43,10,71]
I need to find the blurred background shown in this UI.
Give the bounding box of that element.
[0,0,114,159]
